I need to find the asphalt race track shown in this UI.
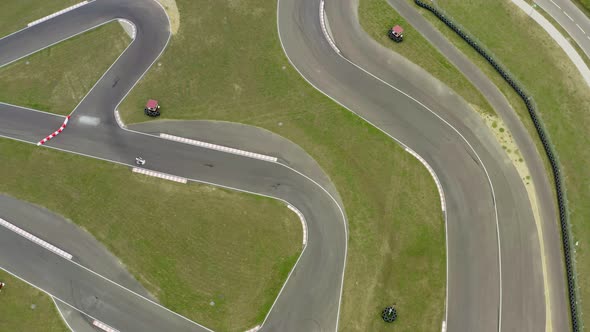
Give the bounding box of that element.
[0,0,561,331]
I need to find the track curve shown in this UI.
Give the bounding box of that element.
[0,0,552,331]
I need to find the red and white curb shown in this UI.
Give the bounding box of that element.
[405,147,446,212]
[320,0,341,54]
[37,115,70,146]
[132,167,188,184]
[244,325,260,332]
[287,204,308,246]
[93,320,119,332]
[27,1,89,27]
[0,218,72,260]
[160,133,278,163]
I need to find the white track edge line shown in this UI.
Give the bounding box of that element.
[285,1,503,330]
[52,297,76,332]
[0,132,341,332]
[0,18,117,71]
[0,4,322,329]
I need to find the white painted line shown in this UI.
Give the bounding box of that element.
[0,218,72,260]
[132,167,188,184]
[511,0,590,86]
[93,319,119,332]
[563,11,574,22]
[319,0,341,54]
[27,1,89,27]
[442,320,447,332]
[78,115,100,126]
[577,23,586,34]
[114,110,126,128]
[160,133,278,162]
[52,297,75,332]
[549,0,561,10]
[244,325,260,332]
[287,204,308,246]
[405,147,446,212]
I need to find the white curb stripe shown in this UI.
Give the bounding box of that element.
[114,110,125,128]
[27,1,89,27]
[93,320,119,332]
[160,133,278,162]
[287,204,308,246]
[405,147,446,212]
[0,218,72,260]
[117,19,137,39]
[132,167,188,184]
[319,0,341,54]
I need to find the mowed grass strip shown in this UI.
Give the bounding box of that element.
[0,0,78,37]
[0,138,301,332]
[358,0,494,115]
[118,0,445,330]
[0,270,68,332]
[0,21,130,115]
[415,0,590,324]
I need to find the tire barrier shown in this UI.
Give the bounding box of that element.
[413,1,579,330]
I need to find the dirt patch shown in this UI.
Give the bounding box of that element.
[156,0,180,34]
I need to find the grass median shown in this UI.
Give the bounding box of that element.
[0,270,68,332]
[0,21,130,114]
[0,138,301,331]
[117,0,446,330]
[410,0,590,325]
[358,0,494,116]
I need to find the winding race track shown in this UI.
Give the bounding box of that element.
[0,0,562,331]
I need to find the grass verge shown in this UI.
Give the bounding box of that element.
[412,0,590,325]
[358,0,494,115]
[118,0,446,330]
[0,138,301,331]
[0,270,68,331]
[0,0,78,38]
[0,21,130,115]
[572,0,590,17]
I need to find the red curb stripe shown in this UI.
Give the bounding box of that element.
[37,115,70,146]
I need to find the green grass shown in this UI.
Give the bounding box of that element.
[0,138,301,331]
[0,0,78,38]
[0,21,130,115]
[358,0,494,115]
[572,0,590,17]
[412,0,590,326]
[118,0,445,330]
[0,270,68,332]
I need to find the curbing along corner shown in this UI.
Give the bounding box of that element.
[413,0,579,330]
